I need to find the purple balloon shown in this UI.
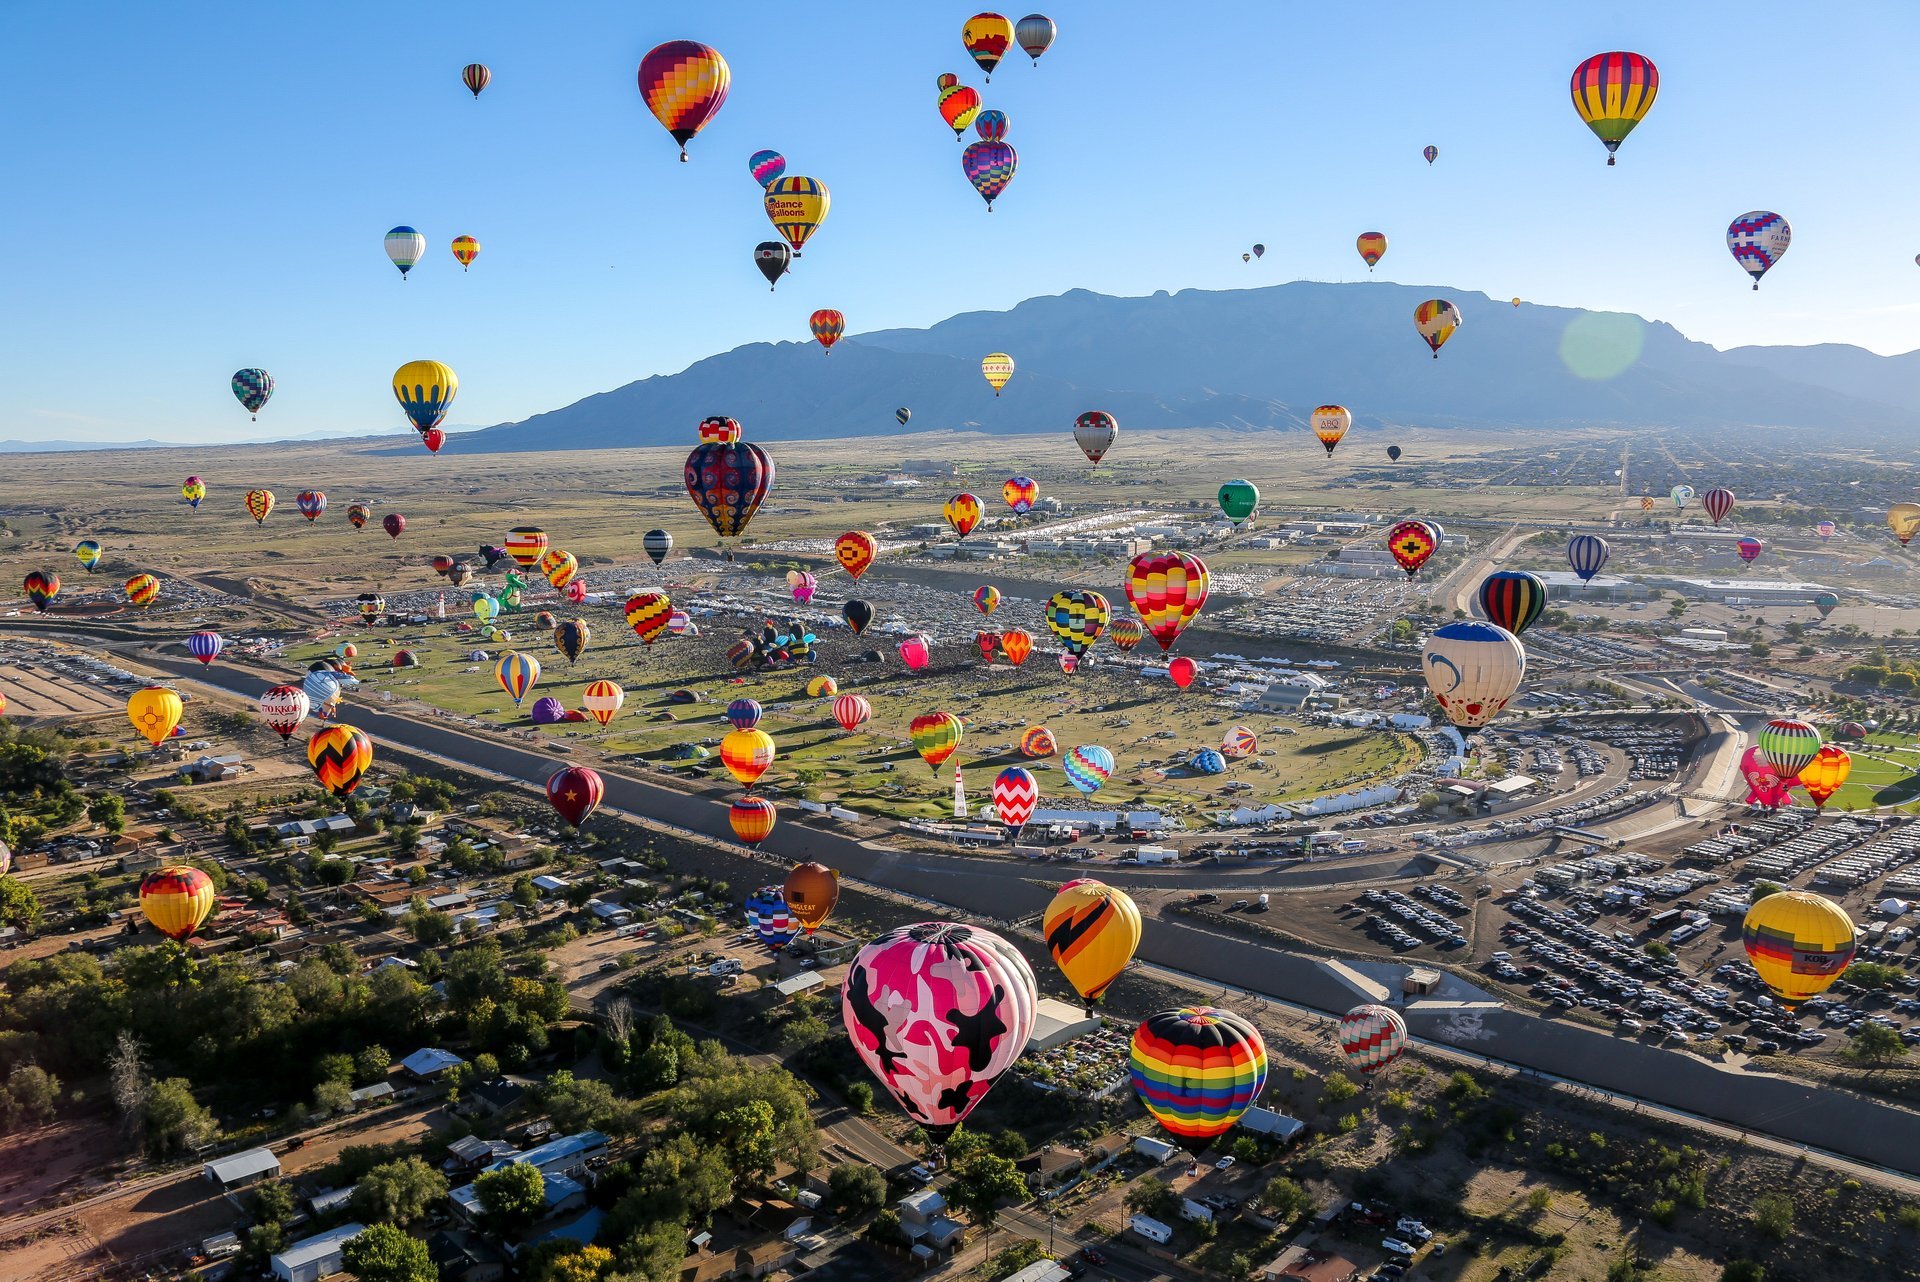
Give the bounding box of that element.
[530,696,566,724]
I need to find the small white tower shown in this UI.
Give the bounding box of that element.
[953,761,967,820]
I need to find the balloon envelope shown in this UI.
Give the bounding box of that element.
[1743,891,1854,1007]
[1044,880,1142,1006]
[1129,1007,1267,1141]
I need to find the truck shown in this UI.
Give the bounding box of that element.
[1180,1198,1214,1223]
[1132,1136,1179,1164]
[1128,1214,1173,1245]
[1339,838,1370,853]
[1255,893,1270,911]
[1134,846,1178,865]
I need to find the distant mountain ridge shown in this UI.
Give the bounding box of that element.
[434,282,1914,454]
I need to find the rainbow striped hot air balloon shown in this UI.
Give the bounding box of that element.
[1125,552,1210,653]
[1570,51,1659,165]
[910,712,963,772]
[745,886,797,952]
[1020,726,1056,758]
[1129,1007,1268,1141]
[730,796,777,847]
[1063,744,1113,794]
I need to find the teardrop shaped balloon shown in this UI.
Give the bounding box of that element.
[1420,621,1526,729]
[685,440,776,542]
[961,12,1015,80]
[1476,571,1547,636]
[1015,13,1055,63]
[1571,52,1659,165]
[393,360,458,432]
[1124,552,1210,653]
[1727,212,1791,290]
[730,797,778,847]
[384,226,425,278]
[545,765,605,827]
[721,728,777,787]
[462,63,490,97]
[836,530,878,579]
[1310,405,1351,456]
[1168,656,1196,689]
[764,176,830,254]
[975,109,1008,142]
[1567,534,1610,582]
[1703,487,1736,525]
[1386,520,1436,577]
[755,241,792,290]
[1356,232,1387,270]
[937,78,982,140]
[748,149,786,187]
[982,353,1015,395]
[127,686,184,747]
[1044,880,1140,1008]
[309,724,375,797]
[944,492,984,538]
[643,529,673,566]
[139,866,215,940]
[832,694,871,733]
[1002,475,1038,513]
[1217,479,1259,525]
[910,712,963,771]
[962,140,1017,210]
[999,628,1032,666]
[810,308,845,352]
[1413,299,1461,359]
[1044,589,1110,655]
[451,235,479,270]
[973,585,1001,615]
[843,599,874,634]
[638,41,731,161]
[1073,410,1117,464]
[232,369,273,420]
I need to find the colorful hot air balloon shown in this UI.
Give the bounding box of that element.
[686,439,776,545]
[764,175,830,254]
[944,492,984,538]
[503,526,548,568]
[346,503,370,529]
[748,149,786,187]
[1567,534,1610,582]
[553,619,590,665]
[545,765,604,828]
[698,415,743,444]
[258,685,310,741]
[232,368,273,419]
[1736,536,1765,565]
[1044,880,1141,1010]
[910,712,963,772]
[961,12,1015,80]
[1125,552,1210,653]
[721,728,777,788]
[936,73,982,140]
[182,476,206,509]
[187,631,223,665]
[1016,13,1055,63]
[127,686,184,747]
[1217,480,1259,526]
[1109,619,1144,653]
[1074,410,1117,464]
[1189,748,1226,774]
[124,573,160,607]
[1386,520,1437,578]
[1758,718,1822,781]
[1421,621,1526,730]
[638,40,731,161]
[1728,212,1791,290]
[1422,145,1438,165]
[1837,721,1867,740]
[830,695,871,735]
[309,724,374,797]
[974,108,1008,141]
[1889,503,1920,546]
[1413,299,1461,358]
[495,651,541,706]
[841,922,1036,1141]
[726,698,764,731]
[1796,745,1852,811]
[1221,726,1257,758]
[1045,589,1110,655]
[962,140,1017,210]
[1063,744,1113,794]
[1129,1007,1267,1141]
[1571,52,1659,165]
[1743,891,1855,1008]
[72,540,102,573]
[992,766,1038,835]
[1477,571,1547,636]
[810,309,845,352]
[1168,657,1197,690]
[1020,726,1056,758]
[981,352,1015,395]
[1057,653,1079,676]
[835,530,878,580]
[245,489,275,525]
[139,866,215,941]
[999,628,1033,666]
[451,235,480,270]
[744,886,797,951]
[843,599,874,634]
[784,862,839,934]
[1702,487,1736,525]
[1671,484,1695,510]
[1310,405,1351,457]
[579,680,625,728]
[462,63,490,97]
[1337,1004,1410,1076]
[357,593,385,625]
[1356,231,1387,270]
[1815,520,1836,541]
[1814,592,1839,619]
[1002,476,1038,514]
[384,226,425,278]
[393,360,458,436]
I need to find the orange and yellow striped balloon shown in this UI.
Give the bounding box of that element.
[730,796,777,846]
[910,712,963,772]
[124,574,160,607]
[721,727,777,788]
[308,724,374,797]
[139,865,215,940]
[244,488,275,525]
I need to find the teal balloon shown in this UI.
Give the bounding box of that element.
[1218,479,1259,525]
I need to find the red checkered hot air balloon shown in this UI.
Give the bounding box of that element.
[638,41,730,161]
[1336,1003,1410,1076]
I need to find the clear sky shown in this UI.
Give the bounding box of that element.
[5,1,1919,444]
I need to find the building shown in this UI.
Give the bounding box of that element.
[449,1169,585,1222]
[772,971,826,1000]
[1260,1245,1361,1282]
[1257,673,1335,712]
[306,1186,354,1217]
[399,1047,465,1080]
[498,1129,608,1178]
[427,1230,510,1282]
[1483,775,1541,808]
[1001,1261,1072,1282]
[1526,570,1647,603]
[349,1081,395,1107]
[1026,997,1102,1053]
[203,1146,281,1192]
[459,1078,528,1118]
[270,1223,366,1282]
[1236,1106,1306,1143]
[1652,575,1836,606]
[179,754,246,783]
[1016,1145,1086,1191]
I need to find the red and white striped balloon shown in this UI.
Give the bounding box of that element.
[832,694,871,733]
[1336,1003,1410,1075]
[993,766,1038,833]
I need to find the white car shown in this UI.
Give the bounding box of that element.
[1214,1156,1235,1171]
[1395,1218,1433,1242]
[1381,1238,1418,1258]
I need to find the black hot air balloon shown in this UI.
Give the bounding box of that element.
[843,599,873,634]
[755,241,792,290]
[643,529,673,566]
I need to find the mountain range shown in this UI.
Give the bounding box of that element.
[433,282,1912,454]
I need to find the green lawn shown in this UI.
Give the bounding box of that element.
[1822,738,1920,810]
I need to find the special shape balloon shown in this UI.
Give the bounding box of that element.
[1421,621,1526,730]
[1571,52,1659,165]
[1728,212,1791,289]
[638,40,731,161]
[745,887,797,951]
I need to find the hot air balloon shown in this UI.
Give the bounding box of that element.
[1044,880,1140,1011]
[495,651,541,706]
[1475,571,1547,636]
[334,642,358,662]
[999,628,1033,666]
[696,415,743,444]
[309,724,374,797]
[1073,410,1117,465]
[896,407,912,426]
[1702,487,1736,525]
[962,140,1017,210]
[784,862,839,933]
[1728,212,1791,289]
[639,528,673,567]
[835,530,878,580]
[764,175,829,254]
[1217,480,1259,526]
[576,680,624,729]
[841,922,1036,1141]
[1190,748,1226,774]
[390,649,419,669]
[982,352,1015,395]
[961,12,1014,79]
[1421,621,1526,730]
[969,585,1002,617]
[1063,744,1113,794]
[898,634,933,671]
[346,503,371,530]
[992,766,1038,836]
[128,686,184,746]
[753,241,792,290]
[186,631,223,665]
[1736,536,1764,565]
[1422,145,1438,165]
[945,493,984,538]
[232,368,273,419]
[638,40,731,161]
[1356,232,1387,270]
[139,866,215,940]
[1816,520,1836,541]
[1386,521,1437,578]
[1125,552,1210,653]
[384,226,425,278]
[380,513,405,540]
[721,728,777,788]
[748,149,786,187]
[451,235,479,270]
[1337,1004,1410,1076]
[1002,476,1038,514]
[1414,299,1460,358]
[462,63,490,97]
[182,476,206,508]
[1221,726,1257,758]
[1045,589,1110,655]
[727,698,764,731]
[1671,484,1695,510]
[1796,745,1852,811]
[124,573,160,607]
[936,73,982,140]
[1814,592,1839,619]
[910,712,963,772]
[357,593,385,625]
[1386,445,1402,462]
[827,695,870,735]
[686,439,776,547]
[303,669,343,717]
[843,600,874,634]
[1057,653,1079,676]
[1571,52,1659,165]
[810,309,845,352]
[1758,718,1822,781]
[72,541,101,574]
[245,489,275,525]
[544,765,604,828]
[1310,405,1352,457]
[1889,504,1920,546]
[393,360,458,434]
[1567,534,1610,582]
[1014,13,1055,63]
[1838,721,1867,740]
[742,886,797,951]
[1020,726,1056,758]
[1168,657,1196,689]
[975,108,1008,142]
[1109,619,1144,653]
[258,685,310,741]
[553,619,590,665]
[1129,1007,1268,1141]
[1743,891,1855,1008]
[503,526,547,568]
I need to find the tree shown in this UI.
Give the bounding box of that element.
[314,1079,355,1116]
[619,1218,689,1282]
[88,794,127,836]
[0,878,43,930]
[354,1045,391,1084]
[537,1070,634,1136]
[351,1157,449,1226]
[844,1081,874,1114]
[1258,1177,1312,1224]
[403,902,455,946]
[0,1064,61,1130]
[714,1098,780,1183]
[1751,1191,1794,1241]
[828,1162,887,1218]
[474,1162,546,1226]
[946,1152,1028,1259]
[1846,1022,1908,1068]
[528,1243,616,1282]
[142,1077,217,1157]
[1720,1263,1765,1282]
[340,1224,436,1282]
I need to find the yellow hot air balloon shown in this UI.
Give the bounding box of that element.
[139,866,216,940]
[981,352,1015,395]
[1355,231,1387,270]
[393,360,459,434]
[1309,405,1351,456]
[128,686,184,746]
[1889,503,1920,546]
[1043,880,1142,1011]
[1743,891,1855,1008]
[763,176,830,255]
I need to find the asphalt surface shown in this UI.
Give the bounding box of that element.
[135,652,1920,1178]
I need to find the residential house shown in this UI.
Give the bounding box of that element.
[1260,1245,1361,1282]
[680,1237,797,1282]
[427,1229,510,1282]
[444,1135,519,1175]
[270,1223,366,1282]
[399,1047,465,1080]
[1016,1145,1085,1192]
[457,1077,528,1119]
[449,1169,585,1223]
[203,1147,281,1193]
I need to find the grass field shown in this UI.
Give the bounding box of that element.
[1823,735,1920,810]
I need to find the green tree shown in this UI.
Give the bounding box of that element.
[537,1070,634,1136]
[141,1077,217,1157]
[986,1240,1050,1280]
[403,901,455,946]
[827,1162,887,1218]
[946,1152,1028,1259]
[1846,1022,1908,1068]
[1751,1191,1794,1241]
[0,1064,61,1130]
[0,878,44,930]
[340,1224,436,1282]
[1721,1262,1766,1282]
[844,1080,874,1114]
[1321,1073,1359,1104]
[475,1162,546,1226]
[1258,1177,1312,1224]
[619,1218,689,1282]
[350,1157,449,1226]
[88,794,127,836]
[353,1045,391,1084]
[713,1098,780,1182]
[252,1180,297,1227]
[528,1243,617,1282]
[314,1079,354,1116]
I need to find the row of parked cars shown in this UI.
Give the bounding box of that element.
[1355,887,1467,950]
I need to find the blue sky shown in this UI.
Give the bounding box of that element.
[4,2,1919,444]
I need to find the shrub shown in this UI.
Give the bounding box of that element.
[1751,1192,1794,1241]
